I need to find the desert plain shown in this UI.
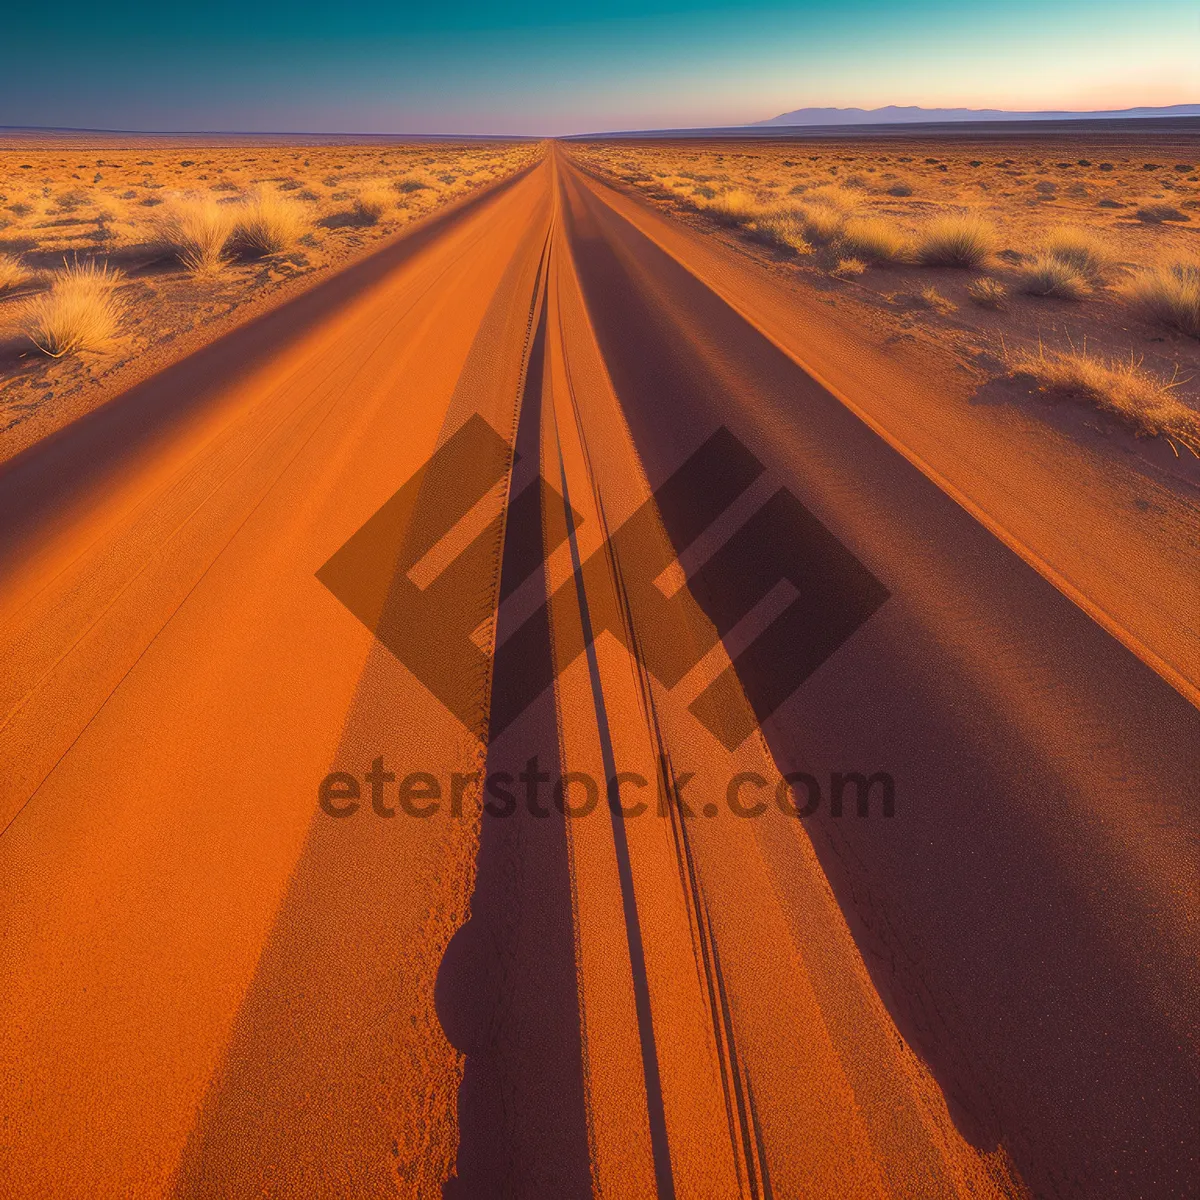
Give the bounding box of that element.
[0,125,1196,1199]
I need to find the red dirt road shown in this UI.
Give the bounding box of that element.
[0,147,1196,1198]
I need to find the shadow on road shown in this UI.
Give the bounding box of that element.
[435,300,593,1200]
[560,161,1200,1199]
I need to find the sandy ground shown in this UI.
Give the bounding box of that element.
[0,144,1196,1199]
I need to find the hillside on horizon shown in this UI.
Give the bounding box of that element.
[755,102,1200,127]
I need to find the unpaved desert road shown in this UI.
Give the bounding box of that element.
[0,146,1196,1199]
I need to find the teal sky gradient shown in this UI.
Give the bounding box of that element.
[5,0,1197,134]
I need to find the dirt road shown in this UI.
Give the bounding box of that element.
[1,146,1195,1198]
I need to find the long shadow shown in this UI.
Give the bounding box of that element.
[168,200,576,1198]
[435,299,594,1199]
[560,166,1200,1198]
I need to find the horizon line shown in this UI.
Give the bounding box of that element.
[4,103,1198,142]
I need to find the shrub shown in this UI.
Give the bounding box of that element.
[967,277,1008,309]
[233,190,310,255]
[1018,254,1093,299]
[832,257,866,276]
[915,214,997,268]
[156,194,235,275]
[54,188,89,211]
[1010,343,1199,452]
[22,259,124,357]
[840,216,910,263]
[0,253,33,294]
[887,181,914,197]
[1121,262,1200,339]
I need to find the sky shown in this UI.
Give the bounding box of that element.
[4,0,1198,135]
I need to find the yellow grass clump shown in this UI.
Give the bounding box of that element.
[1041,227,1114,283]
[840,216,910,263]
[1018,253,1093,299]
[353,186,396,224]
[1121,262,1200,339]
[234,190,310,255]
[22,260,125,357]
[967,277,1008,309]
[749,211,813,255]
[0,254,34,294]
[832,257,867,276]
[799,203,846,244]
[156,194,236,275]
[768,185,861,245]
[1011,343,1199,452]
[702,189,760,226]
[802,184,862,215]
[393,172,435,194]
[919,285,957,314]
[916,214,996,268]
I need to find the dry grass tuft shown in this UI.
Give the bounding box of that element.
[967,277,1008,309]
[1121,261,1200,339]
[0,142,539,405]
[0,254,34,294]
[919,286,957,314]
[353,186,396,224]
[1018,253,1093,299]
[803,184,862,215]
[392,171,434,195]
[840,216,910,263]
[234,190,310,255]
[1011,343,1198,451]
[832,257,867,276]
[156,195,235,275]
[702,189,760,226]
[797,203,845,244]
[784,185,862,244]
[22,259,125,357]
[916,214,996,268]
[1041,227,1114,283]
[749,212,813,254]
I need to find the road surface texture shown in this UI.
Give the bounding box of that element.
[1,146,1196,1199]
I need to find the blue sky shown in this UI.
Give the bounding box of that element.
[5,0,1197,134]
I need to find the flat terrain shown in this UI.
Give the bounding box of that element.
[0,140,1196,1198]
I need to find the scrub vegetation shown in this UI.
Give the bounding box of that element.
[1010,344,1198,453]
[0,136,541,441]
[571,135,1199,451]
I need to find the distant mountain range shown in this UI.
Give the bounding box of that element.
[755,103,1200,127]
